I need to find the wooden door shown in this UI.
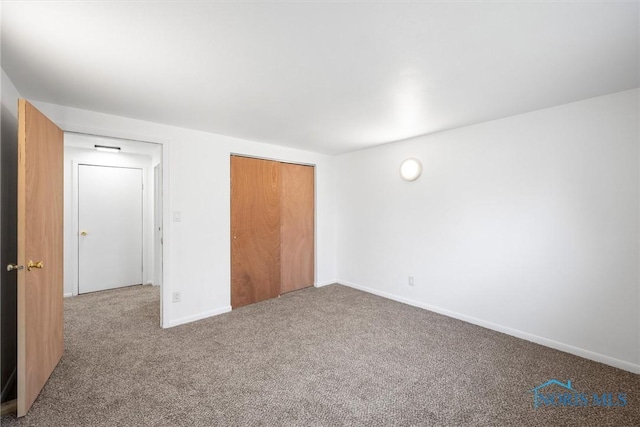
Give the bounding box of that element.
[16,100,64,417]
[280,163,314,294]
[78,165,143,294]
[230,156,281,308]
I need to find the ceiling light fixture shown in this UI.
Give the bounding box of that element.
[400,158,422,181]
[94,144,121,153]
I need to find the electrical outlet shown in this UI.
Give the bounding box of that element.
[172,292,181,303]
[408,276,414,286]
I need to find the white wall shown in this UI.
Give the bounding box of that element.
[335,89,640,373]
[63,141,155,296]
[34,100,337,328]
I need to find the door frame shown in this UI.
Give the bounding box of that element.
[153,164,163,291]
[62,131,171,328]
[73,163,145,295]
[230,153,318,289]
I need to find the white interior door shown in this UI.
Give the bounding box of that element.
[78,165,143,294]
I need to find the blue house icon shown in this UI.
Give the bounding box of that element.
[530,379,575,409]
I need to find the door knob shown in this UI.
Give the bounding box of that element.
[80,231,88,236]
[7,264,24,272]
[27,260,43,271]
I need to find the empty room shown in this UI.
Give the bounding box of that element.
[0,1,638,426]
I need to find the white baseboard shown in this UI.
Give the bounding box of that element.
[314,281,337,288]
[168,306,232,328]
[63,293,73,298]
[1,367,16,402]
[338,280,640,374]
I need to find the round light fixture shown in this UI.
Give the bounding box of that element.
[400,158,422,181]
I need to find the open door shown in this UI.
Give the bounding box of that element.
[13,100,64,416]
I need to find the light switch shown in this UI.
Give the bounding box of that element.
[172,211,182,222]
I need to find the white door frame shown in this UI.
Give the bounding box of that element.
[72,161,148,296]
[63,131,171,328]
[153,163,163,289]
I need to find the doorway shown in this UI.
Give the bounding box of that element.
[64,132,165,323]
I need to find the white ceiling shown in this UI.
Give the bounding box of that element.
[2,1,638,155]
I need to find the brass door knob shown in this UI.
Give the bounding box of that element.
[27,260,43,271]
[80,231,88,236]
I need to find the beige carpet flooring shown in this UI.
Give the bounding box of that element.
[1,284,638,426]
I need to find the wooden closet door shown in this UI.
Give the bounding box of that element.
[280,163,314,294]
[230,156,281,308]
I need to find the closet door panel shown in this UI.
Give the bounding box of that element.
[280,163,314,294]
[231,156,281,308]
